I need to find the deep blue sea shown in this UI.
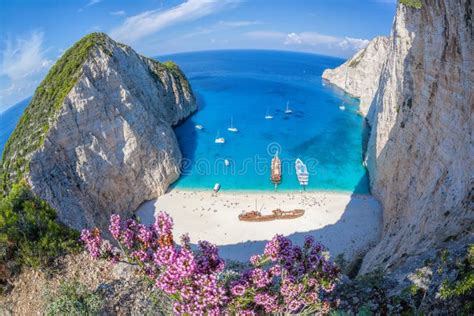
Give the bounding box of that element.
[0,50,369,193]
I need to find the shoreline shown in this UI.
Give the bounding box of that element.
[136,188,382,262]
[168,184,372,196]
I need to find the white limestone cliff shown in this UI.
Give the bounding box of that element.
[323,0,473,273]
[322,36,389,119]
[27,35,196,229]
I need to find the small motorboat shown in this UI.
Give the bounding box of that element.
[213,183,221,194]
[295,158,309,187]
[284,101,293,114]
[265,107,273,120]
[227,117,238,132]
[339,104,346,111]
[215,130,225,144]
[224,159,230,166]
[195,124,204,130]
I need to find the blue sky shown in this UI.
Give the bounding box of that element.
[0,0,396,112]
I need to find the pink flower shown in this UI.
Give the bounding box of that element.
[80,228,102,258]
[249,268,272,288]
[231,284,246,296]
[250,254,262,266]
[154,211,173,236]
[108,214,121,239]
[82,211,338,315]
[153,246,176,266]
[269,264,282,277]
[254,293,278,313]
[288,299,304,312]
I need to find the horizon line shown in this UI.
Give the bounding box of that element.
[0,49,348,114]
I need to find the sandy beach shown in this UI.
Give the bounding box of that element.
[136,189,382,262]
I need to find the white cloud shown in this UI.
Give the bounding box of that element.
[284,32,340,46]
[0,31,52,111]
[78,0,102,12]
[242,30,370,57]
[110,10,126,16]
[1,32,51,81]
[283,32,369,52]
[110,0,238,43]
[85,0,101,7]
[338,37,370,51]
[218,20,260,27]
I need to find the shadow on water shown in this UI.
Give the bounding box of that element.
[169,92,205,190]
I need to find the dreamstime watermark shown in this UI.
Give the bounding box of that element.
[179,142,319,177]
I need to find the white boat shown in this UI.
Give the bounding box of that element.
[224,159,230,166]
[339,104,346,111]
[227,117,238,132]
[265,107,273,119]
[215,130,225,144]
[195,124,204,130]
[213,183,221,193]
[295,158,309,187]
[284,101,293,114]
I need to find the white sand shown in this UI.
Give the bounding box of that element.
[136,189,382,262]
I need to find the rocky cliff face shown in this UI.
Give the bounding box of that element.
[323,0,473,273]
[1,33,196,229]
[322,36,389,118]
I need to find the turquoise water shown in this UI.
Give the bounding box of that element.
[161,50,370,193]
[0,50,369,193]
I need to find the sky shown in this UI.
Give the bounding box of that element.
[0,0,397,113]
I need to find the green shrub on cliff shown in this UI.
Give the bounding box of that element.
[0,182,79,269]
[439,244,474,312]
[400,0,422,9]
[44,280,103,315]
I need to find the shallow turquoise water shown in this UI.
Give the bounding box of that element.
[160,50,370,193]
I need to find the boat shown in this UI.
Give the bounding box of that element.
[271,151,282,187]
[224,159,230,166]
[295,158,309,187]
[265,107,273,119]
[215,130,225,144]
[213,183,221,193]
[195,124,204,130]
[227,117,238,132]
[339,104,346,111]
[284,101,293,114]
[238,209,305,222]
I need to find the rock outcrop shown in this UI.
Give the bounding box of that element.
[322,36,389,118]
[323,0,473,274]
[0,33,196,229]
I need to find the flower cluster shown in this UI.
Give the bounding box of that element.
[81,212,339,315]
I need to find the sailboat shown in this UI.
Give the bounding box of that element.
[271,151,282,189]
[265,107,273,119]
[227,117,238,132]
[295,158,309,188]
[215,130,225,144]
[284,101,293,114]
